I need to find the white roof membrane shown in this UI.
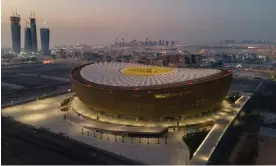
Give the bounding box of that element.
[80,62,221,87]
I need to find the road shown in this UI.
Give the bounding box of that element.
[189,94,251,165]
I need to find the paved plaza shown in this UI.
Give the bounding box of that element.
[2,94,190,165]
[2,93,248,164]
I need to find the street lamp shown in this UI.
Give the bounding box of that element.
[34,99,39,120]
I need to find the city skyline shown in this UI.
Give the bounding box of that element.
[2,0,276,48]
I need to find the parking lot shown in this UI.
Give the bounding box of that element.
[230,78,260,92]
[2,63,77,78]
[1,63,75,106]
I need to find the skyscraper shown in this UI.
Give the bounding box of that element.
[24,22,32,52]
[30,13,38,52]
[165,41,169,46]
[10,14,21,54]
[159,40,162,46]
[40,28,50,55]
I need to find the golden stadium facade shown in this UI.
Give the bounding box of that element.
[70,62,232,120]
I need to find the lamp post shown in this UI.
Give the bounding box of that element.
[112,121,115,132]
[157,137,160,144]
[34,99,39,120]
[148,120,151,133]
[183,124,186,136]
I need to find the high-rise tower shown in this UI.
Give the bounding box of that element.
[24,21,32,52]
[145,38,149,47]
[30,12,38,52]
[40,22,50,55]
[10,12,21,54]
[115,38,118,47]
[165,40,169,46]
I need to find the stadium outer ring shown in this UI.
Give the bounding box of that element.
[69,63,233,119]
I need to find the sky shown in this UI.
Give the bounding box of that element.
[1,0,276,48]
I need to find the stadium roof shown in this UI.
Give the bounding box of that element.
[79,62,221,87]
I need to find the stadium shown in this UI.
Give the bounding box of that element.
[69,62,233,123]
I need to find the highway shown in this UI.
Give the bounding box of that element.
[189,94,251,165]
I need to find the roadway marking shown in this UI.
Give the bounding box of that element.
[2,82,26,90]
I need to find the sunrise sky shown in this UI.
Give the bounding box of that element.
[2,0,276,48]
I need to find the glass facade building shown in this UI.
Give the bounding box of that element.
[10,16,21,54]
[30,18,38,52]
[40,28,50,55]
[24,27,32,52]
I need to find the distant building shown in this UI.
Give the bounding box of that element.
[191,54,202,64]
[165,41,169,46]
[106,55,112,62]
[10,15,21,54]
[169,54,180,63]
[40,28,50,55]
[171,41,175,46]
[184,55,191,64]
[30,16,38,52]
[159,40,162,46]
[24,26,32,52]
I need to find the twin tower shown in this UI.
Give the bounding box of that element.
[10,12,50,55]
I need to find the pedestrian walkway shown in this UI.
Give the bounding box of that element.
[71,97,237,128]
